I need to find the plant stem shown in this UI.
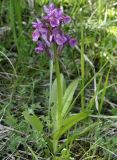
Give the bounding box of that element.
[55,51,62,128]
[49,59,53,131]
[53,50,63,153]
[49,60,53,114]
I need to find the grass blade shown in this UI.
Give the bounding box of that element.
[99,68,111,112]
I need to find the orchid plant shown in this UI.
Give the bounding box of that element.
[23,3,91,156]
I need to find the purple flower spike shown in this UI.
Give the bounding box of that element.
[35,41,45,53]
[32,3,77,58]
[69,38,77,47]
[32,30,40,41]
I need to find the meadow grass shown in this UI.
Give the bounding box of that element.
[0,0,117,159]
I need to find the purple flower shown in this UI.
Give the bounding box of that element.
[54,8,63,20]
[49,17,60,27]
[69,38,77,47]
[43,3,55,14]
[39,27,51,47]
[63,16,71,24]
[44,10,62,27]
[54,33,67,46]
[32,3,77,57]
[43,5,65,28]
[32,30,40,41]
[32,19,43,29]
[39,27,48,40]
[52,28,66,45]
[35,41,45,53]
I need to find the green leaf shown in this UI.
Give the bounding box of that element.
[62,79,78,118]
[51,74,66,131]
[23,111,43,133]
[53,110,91,140]
[50,73,66,106]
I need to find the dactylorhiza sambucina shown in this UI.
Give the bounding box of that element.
[32,3,77,58]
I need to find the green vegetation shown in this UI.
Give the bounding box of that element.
[0,0,117,159]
